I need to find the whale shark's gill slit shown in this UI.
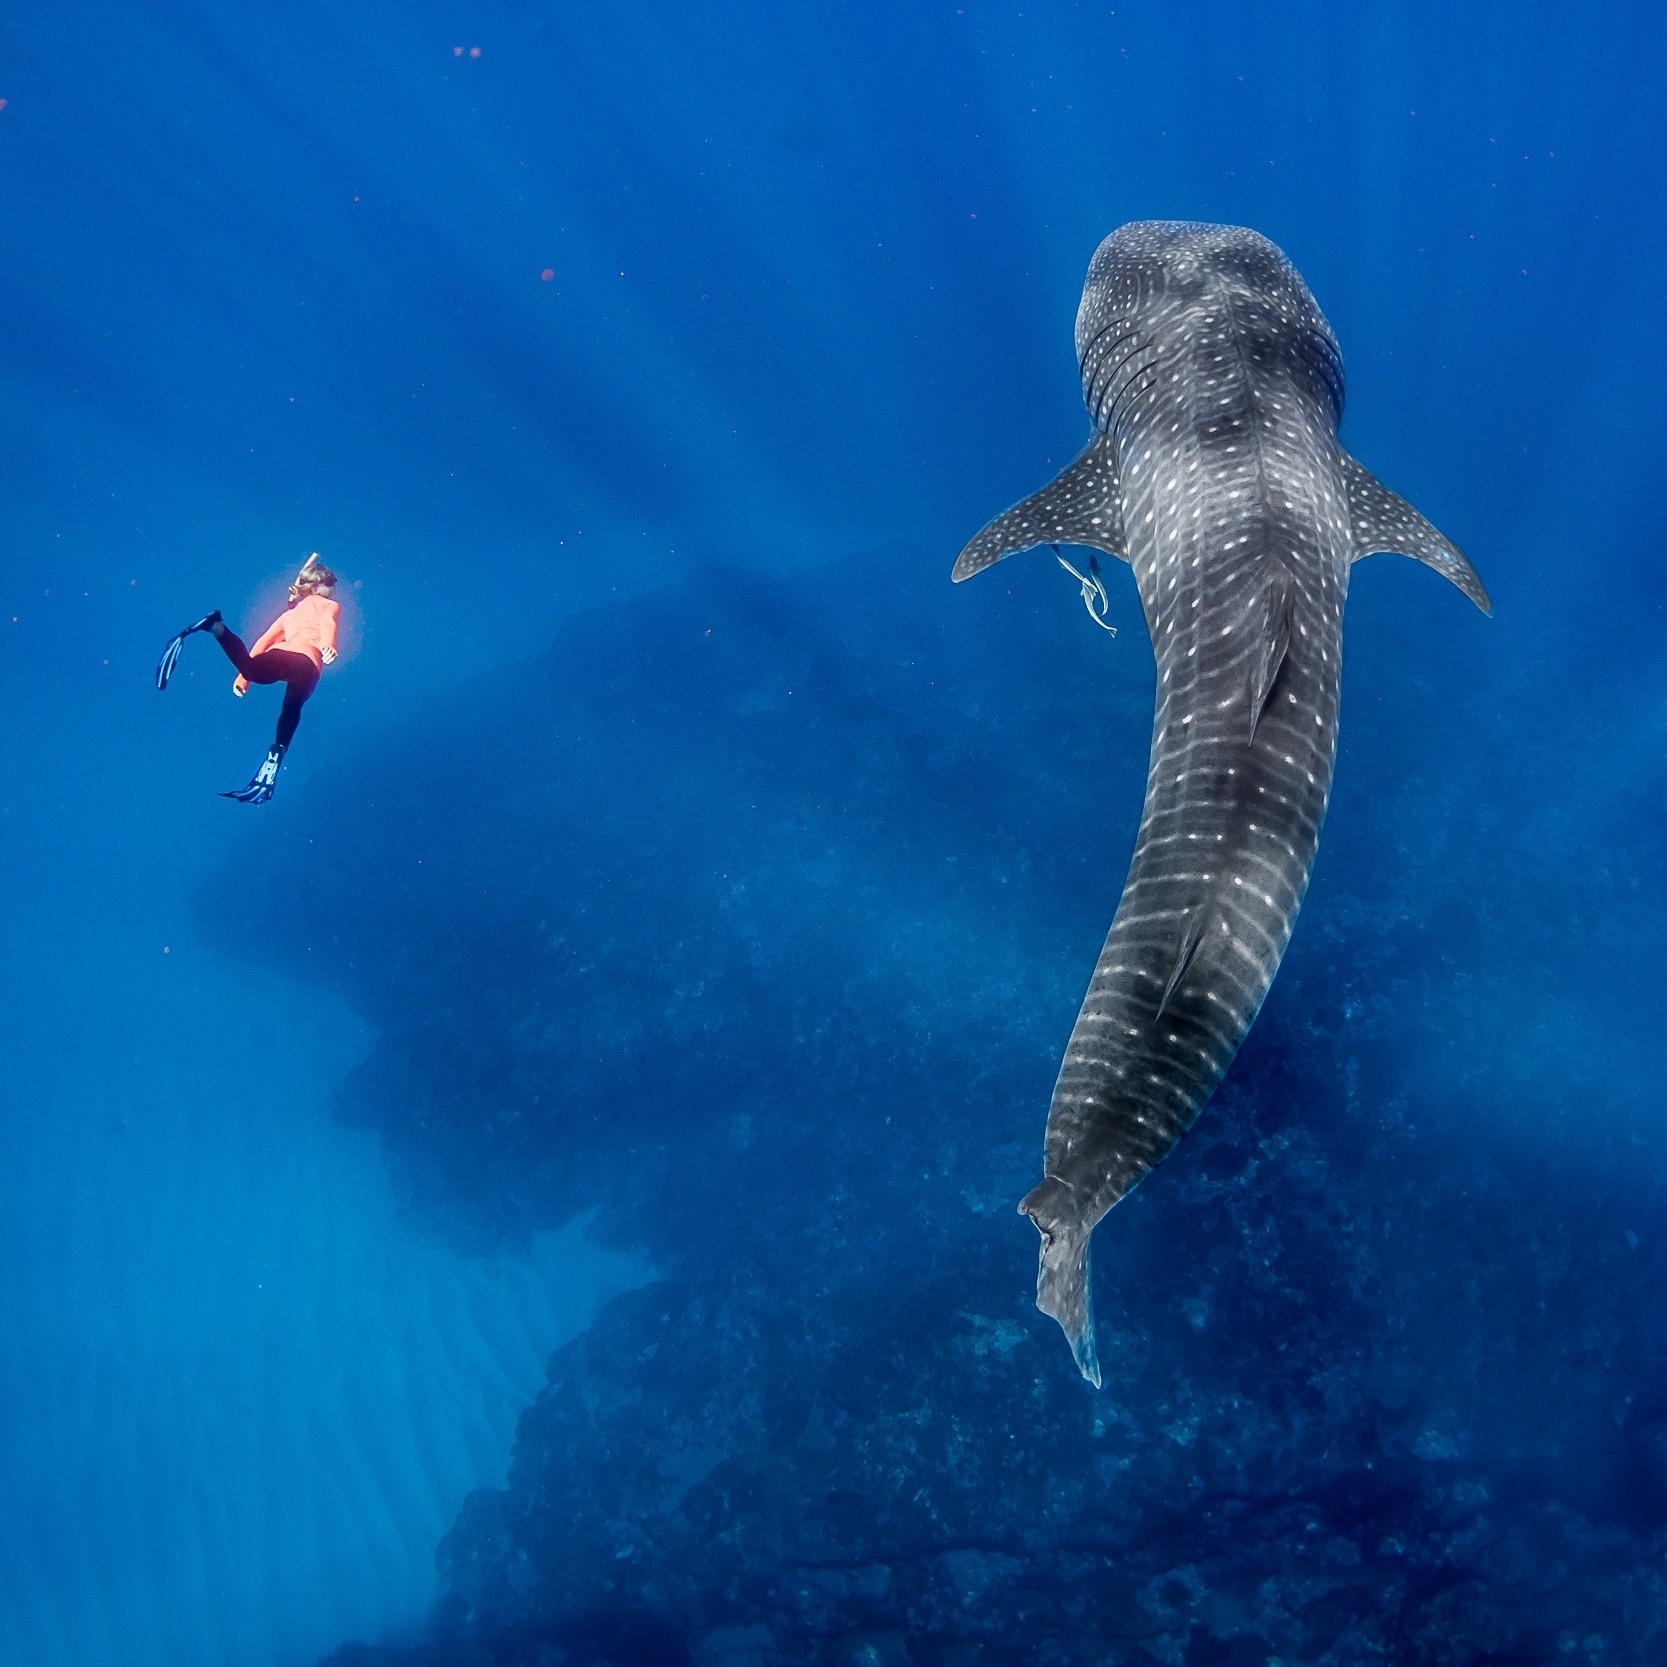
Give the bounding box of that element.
[1082,324,1155,428]
[1103,345,1184,440]
[1078,320,1141,397]
[1093,334,1151,398]
[1098,346,1161,428]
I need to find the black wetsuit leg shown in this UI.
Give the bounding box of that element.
[274,676,314,749]
[213,633,321,748]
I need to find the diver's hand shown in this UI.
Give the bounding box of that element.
[233,675,248,697]
[321,645,337,665]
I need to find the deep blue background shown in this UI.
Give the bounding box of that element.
[2,4,1664,1665]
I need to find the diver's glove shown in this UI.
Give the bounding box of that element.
[322,645,337,665]
[221,743,285,805]
[155,610,223,691]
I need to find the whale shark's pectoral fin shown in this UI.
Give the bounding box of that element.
[1018,1175,1101,1388]
[1341,452,1493,615]
[953,432,1127,582]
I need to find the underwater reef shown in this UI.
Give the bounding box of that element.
[205,555,1667,1666]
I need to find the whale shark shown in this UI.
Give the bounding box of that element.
[953,222,1490,1385]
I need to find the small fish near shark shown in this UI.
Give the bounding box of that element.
[953,221,1490,1386]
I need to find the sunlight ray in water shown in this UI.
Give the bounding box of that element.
[0,948,648,1667]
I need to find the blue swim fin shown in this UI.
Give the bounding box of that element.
[221,743,285,805]
[155,611,222,690]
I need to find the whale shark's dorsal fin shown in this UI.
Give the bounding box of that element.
[1249,570,1294,742]
[952,432,1127,582]
[1156,910,1207,1020]
[1341,452,1493,615]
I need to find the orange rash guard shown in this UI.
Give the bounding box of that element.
[248,593,340,670]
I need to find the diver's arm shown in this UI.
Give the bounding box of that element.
[318,600,339,665]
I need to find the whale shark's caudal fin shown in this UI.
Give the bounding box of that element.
[1018,1176,1102,1388]
[953,432,1127,582]
[1341,452,1493,615]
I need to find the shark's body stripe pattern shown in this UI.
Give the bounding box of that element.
[953,222,1489,1384]
[1048,225,1347,1221]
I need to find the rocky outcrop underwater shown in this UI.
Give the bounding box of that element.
[204,553,1667,1666]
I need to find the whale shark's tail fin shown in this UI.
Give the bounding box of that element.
[1341,452,1492,615]
[1018,1176,1101,1388]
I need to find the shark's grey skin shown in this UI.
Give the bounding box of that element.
[953,221,1489,1385]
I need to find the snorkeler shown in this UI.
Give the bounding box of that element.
[156,553,342,804]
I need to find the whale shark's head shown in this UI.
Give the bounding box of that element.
[1075,221,1343,430]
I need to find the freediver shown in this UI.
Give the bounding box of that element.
[155,553,342,804]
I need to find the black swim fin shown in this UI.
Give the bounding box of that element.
[221,743,285,805]
[155,611,223,691]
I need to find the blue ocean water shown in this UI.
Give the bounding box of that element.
[2,3,1665,1663]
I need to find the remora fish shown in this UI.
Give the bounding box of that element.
[954,222,1490,1385]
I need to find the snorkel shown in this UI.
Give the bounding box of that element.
[288,552,338,604]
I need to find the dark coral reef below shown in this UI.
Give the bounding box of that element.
[203,553,1667,1667]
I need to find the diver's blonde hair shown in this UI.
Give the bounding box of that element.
[290,552,338,599]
